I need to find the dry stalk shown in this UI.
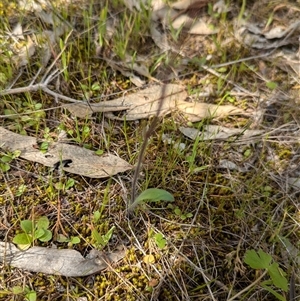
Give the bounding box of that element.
[128,83,168,213]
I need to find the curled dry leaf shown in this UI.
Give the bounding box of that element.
[0,242,125,277]
[0,127,132,178]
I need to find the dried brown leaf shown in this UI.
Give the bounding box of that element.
[180,125,263,140]
[63,84,187,120]
[0,127,132,178]
[0,242,125,277]
[176,101,244,122]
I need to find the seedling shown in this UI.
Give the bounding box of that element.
[154,233,167,249]
[91,226,115,250]
[16,184,27,197]
[174,207,193,220]
[13,216,52,249]
[56,234,81,247]
[12,286,36,301]
[244,249,288,301]
[0,149,21,172]
[55,178,75,191]
[91,210,115,250]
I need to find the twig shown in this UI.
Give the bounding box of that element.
[227,270,268,301]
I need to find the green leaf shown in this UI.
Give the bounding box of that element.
[13,233,32,245]
[65,178,75,190]
[34,228,46,239]
[95,149,104,155]
[39,229,52,242]
[244,249,272,269]
[56,234,68,242]
[154,233,166,249]
[70,236,80,244]
[261,282,286,301]
[12,286,23,294]
[20,220,34,234]
[174,208,182,216]
[34,103,42,110]
[266,81,278,90]
[25,290,37,301]
[92,229,105,246]
[102,226,115,245]
[1,155,13,163]
[135,188,174,204]
[0,162,10,172]
[93,210,101,223]
[39,141,49,153]
[268,263,288,292]
[36,216,49,230]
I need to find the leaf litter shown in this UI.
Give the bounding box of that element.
[0,127,132,178]
[1,0,299,296]
[63,84,245,122]
[0,241,125,277]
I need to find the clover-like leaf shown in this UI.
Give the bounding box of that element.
[38,229,52,242]
[154,233,167,249]
[244,249,272,269]
[13,233,33,245]
[36,216,49,230]
[268,262,288,292]
[20,220,34,234]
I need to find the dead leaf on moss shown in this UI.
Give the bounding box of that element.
[0,127,132,178]
[0,242,125,277]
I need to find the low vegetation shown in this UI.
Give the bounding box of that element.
[0,0,299,300]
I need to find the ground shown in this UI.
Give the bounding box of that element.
[0,0,299,300]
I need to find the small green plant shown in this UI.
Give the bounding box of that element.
[128,188,174,212]
[12,286,36,301]
[154,233,167,249]
[16,184,27,196]
[80,82,101,99]
[56,234,81,247]
[91,210,115,250]
[244,249,288,301]
[13,216,52,249]
[55,177,75,191]
[91,225,115,250]
[167,204,193,220]
[3,97,45,134]
[266,81,278,90]
[0,149,21,172]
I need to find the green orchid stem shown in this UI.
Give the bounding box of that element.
[227,270,268,301]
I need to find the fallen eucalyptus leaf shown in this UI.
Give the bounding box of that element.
[179,125,263,141]
[176,101,244,122]
[0,241,125,277]
[63,84,187,120]
[0,127,131,178]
